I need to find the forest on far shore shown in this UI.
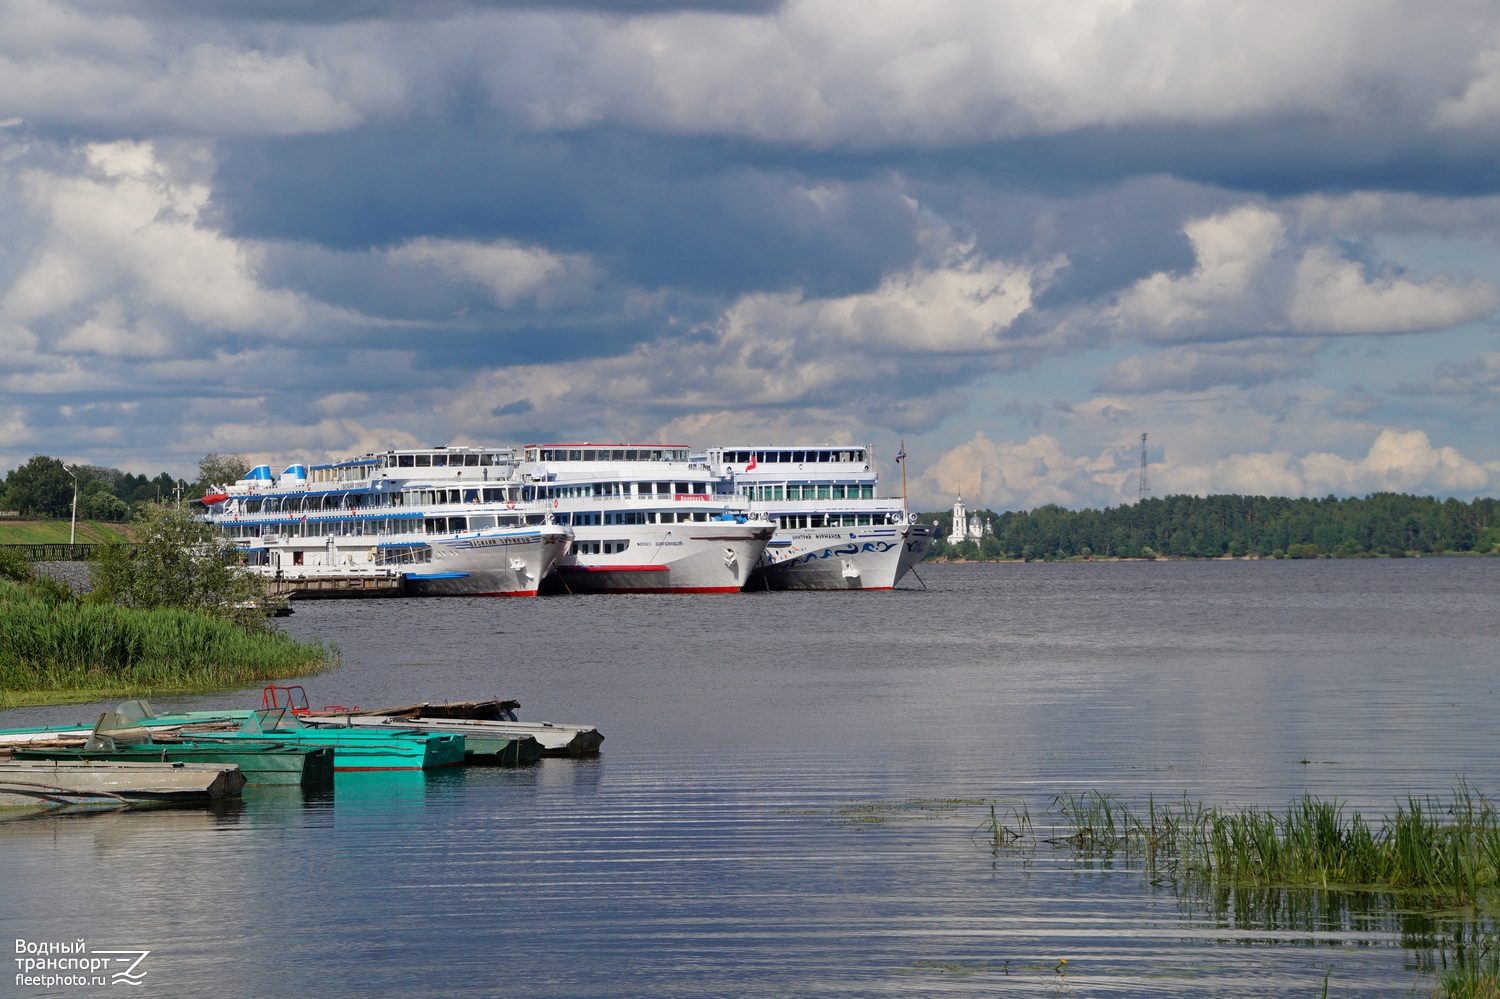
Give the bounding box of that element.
[920,493,1500,561]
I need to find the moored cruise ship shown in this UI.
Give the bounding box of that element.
[200,446,571,596]
[698,444,935,590]
[515,444,775,593]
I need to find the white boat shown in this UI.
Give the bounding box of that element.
[698,444,936,590]
[307,714,603,757]
[200,446,571,597]
[515,444,776,593]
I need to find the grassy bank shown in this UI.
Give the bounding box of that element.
[0,578,334,708]
[0,519,135,545]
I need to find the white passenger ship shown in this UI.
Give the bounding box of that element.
[515,444,775,593]
[200,446,571,596]
[698,444,935,590]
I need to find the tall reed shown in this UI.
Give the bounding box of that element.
[1048,787,1500,909]
[0,577,331,698]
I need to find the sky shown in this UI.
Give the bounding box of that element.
[3,0,1500,511]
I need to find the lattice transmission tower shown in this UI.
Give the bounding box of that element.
[1138,433,1150,501]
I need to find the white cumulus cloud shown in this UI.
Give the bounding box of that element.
[427,243,1056,443]
[911,431,1114,510]
[480,0,1485,147]
[1110,205,1286,336]
[0,0,404,135]
[914,426,1500,511]
[389,237,599,310]
[2,140,306,337]
[1288,246,1500,334]
[1103,203,1500,343]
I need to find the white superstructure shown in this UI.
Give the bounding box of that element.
[515,444,775,593]
[699,445,935,590]
[200,446,570,597]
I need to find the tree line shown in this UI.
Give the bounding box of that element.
[923,493,1500,561]
[1,453,249,521]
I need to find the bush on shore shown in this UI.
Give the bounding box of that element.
[0,522,332,707]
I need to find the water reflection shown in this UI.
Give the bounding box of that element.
[1,561,1498,997]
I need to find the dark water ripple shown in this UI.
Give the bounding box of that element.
[3,560,1498,996]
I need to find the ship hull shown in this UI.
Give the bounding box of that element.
[753,522,935,590]
[546,523,773,594]
[246,529,570,597]
[404,529,571,596]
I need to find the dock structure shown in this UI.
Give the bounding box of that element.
[265,570,407,600]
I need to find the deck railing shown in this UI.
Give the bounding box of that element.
[0,543,107,562]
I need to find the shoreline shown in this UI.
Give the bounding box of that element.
[925,550,1498,564]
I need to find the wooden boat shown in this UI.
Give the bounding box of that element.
[176,709,466,772]
[264,686,601,757]
[0,701,246,745]
[0,702,462,772]
[354,698,521,721]
[304,715,545,765]
[262,686,520,721]
[312,713,600,757]
[0,759,244,808]
[13,726,335,787]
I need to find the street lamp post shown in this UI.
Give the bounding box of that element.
[65,464,78,546]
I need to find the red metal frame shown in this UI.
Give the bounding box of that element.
[260,684,358,716]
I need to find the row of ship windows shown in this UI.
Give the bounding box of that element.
[308,451,511,479]
[530,483,712,499]
[241,548,436,567]
[223,510,727,538]
[779,514,883,528]
[237,482,716,514]
[528,448,691,462]
[569,511,725,525]
[568,540,630,555]
[224,517,547,540]
[383,452,508,468]
[239,480,868,516]
[746,484,875,500]
[225,513,884,543]
[722,450,866,464]
[426,511,716,529]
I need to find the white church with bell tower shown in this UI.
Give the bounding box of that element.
[947,496,991,545]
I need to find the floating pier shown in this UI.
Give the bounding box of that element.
[265,570,407,600]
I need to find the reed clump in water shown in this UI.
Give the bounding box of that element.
[1049,787,1500,911]
[1438,966,1500,999]
[0,576,332,706]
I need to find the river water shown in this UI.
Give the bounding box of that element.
[3,559,1498,997]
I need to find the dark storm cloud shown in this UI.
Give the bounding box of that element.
[5,0,1500,500]
[957,120,1500,199]
[96,0,781,23]
[215,128,922,299]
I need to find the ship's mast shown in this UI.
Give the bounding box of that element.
[897,440,908,512]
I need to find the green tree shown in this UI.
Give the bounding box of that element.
[2,455,74,517]
[89,503,268,627]
[78,491,130,521]
[194,453,251,496]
